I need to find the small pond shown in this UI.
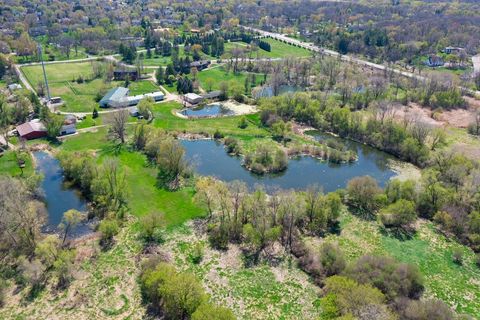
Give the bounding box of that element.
[181,132,397,192]
[33,151,92,237]
[181,104,234,118]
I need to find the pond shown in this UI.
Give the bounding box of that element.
[181,104,234,118]
[33,151,92,237]
[181,133,397,192]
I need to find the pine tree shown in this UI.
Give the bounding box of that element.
[156,67,165,85]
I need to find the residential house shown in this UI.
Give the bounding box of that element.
[190,60,211,71]
[184,93,203,105]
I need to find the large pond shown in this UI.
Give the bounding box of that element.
[181,104,234,118]
[182,132,397,192]
[33,151,91,237]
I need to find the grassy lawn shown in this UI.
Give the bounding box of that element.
[223,38,311,59]
[128,80,159,95]
[139,46,215,66]
[21,62,121,112]
[197,66,266,93]
[13,44,88,64]
[75,114,103,129]
[0,150,34,177]
[59,128,202,226]
[21,61,100,85]
[320,213,480,317]
[152,102,269,140]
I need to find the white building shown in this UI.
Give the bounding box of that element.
[184,93,203,105]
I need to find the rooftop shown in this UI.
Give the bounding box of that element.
[16,119,46,136]
[99,87,129,105]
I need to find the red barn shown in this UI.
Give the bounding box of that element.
[16,120,47,140]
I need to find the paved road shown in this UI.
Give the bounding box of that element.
[242,26,480,96]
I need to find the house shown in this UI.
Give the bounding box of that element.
[190,60,211,71]
[113,70,139,81]
[444,47,466,55]
[100,87,164,108]
[201,90,222,100]
[99,87,130,108]
[60,115,77,136]
[184,93,203,105]
[16,119,47,140]
[425,55,444,67]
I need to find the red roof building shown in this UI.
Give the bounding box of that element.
[16,120,47,140]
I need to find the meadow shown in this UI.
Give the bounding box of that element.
[223,38,312,59]
[196,66,266,94]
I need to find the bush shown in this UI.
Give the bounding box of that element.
[98,219,120,246]
[192,302,236,320]
[452,248,463,265]
[346,176,382,217]
[224,137,241,155]
[213,129,224,139]
[208,224,229,250]
[380,199,417,229]
[346,255,424,301]
[475,253,480,268]
[238,116,248,129]
[92,108,99,119]
[190,243,204,264]
[319,243,346,277]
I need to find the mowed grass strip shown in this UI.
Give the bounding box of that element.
[223,38,312,59]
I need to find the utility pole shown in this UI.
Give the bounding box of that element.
[38,43,51,101]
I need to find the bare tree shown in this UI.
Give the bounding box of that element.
[107,109,129,144]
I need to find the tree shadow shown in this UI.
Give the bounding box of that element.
[379,226,416,241]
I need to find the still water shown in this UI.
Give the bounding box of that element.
[181,104,233,118]
[181,132,397,192]
[33,151,91,236]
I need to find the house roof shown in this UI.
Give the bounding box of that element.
[184,93,203,100]
[201,90,222,99]
[16,119,46,137]
[99,87,129,105]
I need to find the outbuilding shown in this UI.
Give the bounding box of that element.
[184,93,203,105]
[16,119,47,140]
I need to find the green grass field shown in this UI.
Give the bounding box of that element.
[128,80,159,95]
[223,38,312,59]
[197,66,266,93]
[151,102,269,140]
[139,46,215,66]
[21,62,162,112]
[59,128,202,226]
[0,151,34,177]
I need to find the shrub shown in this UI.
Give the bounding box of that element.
[213,129,224,139]
[190,243,204,264]
[208,224,229,250]
[346,176,382,217]
[475,253,480,268]
[238,116,248,129]
[224,137,241,155]
[92,108,99,119]
[98,219,119,246]
[192,302,236,320]
[0,278,6,307]
[319,242,346,277]
[346,255,424,301]
[452,248,463,265]
[379,199,417,229]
